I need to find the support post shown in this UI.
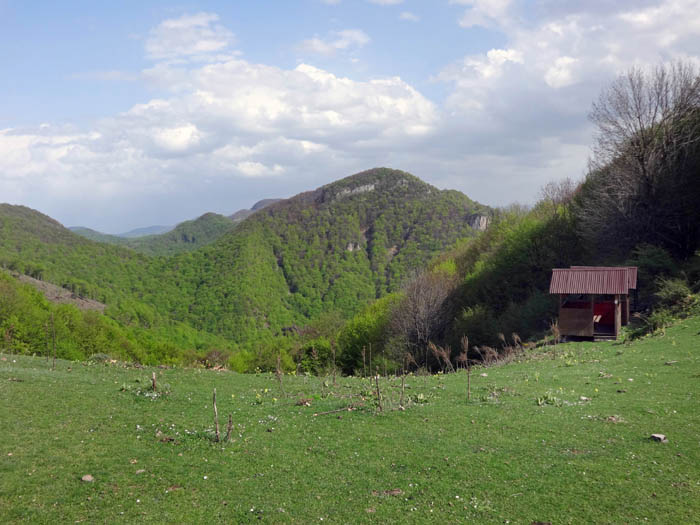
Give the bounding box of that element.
[615,294,622,339]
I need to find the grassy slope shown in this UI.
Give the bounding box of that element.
[1,317,698,523]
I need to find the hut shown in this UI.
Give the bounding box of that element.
[549,266,637,340]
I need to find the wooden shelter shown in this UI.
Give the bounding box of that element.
[549,266,638,340]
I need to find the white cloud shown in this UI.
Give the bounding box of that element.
[300,29,370,56]
[368,0,404,5]
[145,12,234,61]
[544,56,578,88]
[0,39,438,227]
[399,11,420,22]
[451,0,513,28]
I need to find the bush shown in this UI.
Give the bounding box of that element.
[337,294,399,374]
[655,277,698,315]
[298,337,333,375]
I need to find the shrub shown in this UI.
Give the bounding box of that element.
[654,277,698,315]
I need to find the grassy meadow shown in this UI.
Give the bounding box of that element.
[1,317,699,524]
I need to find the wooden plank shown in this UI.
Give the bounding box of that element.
[559,307,594,337]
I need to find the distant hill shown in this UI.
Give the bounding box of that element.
[68,227,129,245]
[122,213,235,256]
[118,225,173,238]
[71,213,236,256]
[229,198,282,222]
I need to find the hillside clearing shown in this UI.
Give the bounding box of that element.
[1,318,699,524]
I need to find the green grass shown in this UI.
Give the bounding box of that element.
[1,318,699,524]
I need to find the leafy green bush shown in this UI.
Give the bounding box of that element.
[336,294,399,374]
[654,277,698,314]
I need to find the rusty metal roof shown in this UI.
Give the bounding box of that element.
[550,267,634,295]
[570,266,637,290]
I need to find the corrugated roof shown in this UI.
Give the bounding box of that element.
[550,267,632,295]
[570,266,637,290]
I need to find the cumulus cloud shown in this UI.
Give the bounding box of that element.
[451,0,513,28]
[432,0,700,200]
[299,29,370,56]
[399,11,420,22]
[0,16,436,229]
[145,12,235,62]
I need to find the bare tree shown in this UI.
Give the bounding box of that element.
[538,177,579,207]
[390,270,455,369]
[578,61,700,257]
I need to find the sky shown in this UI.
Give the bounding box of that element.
[1,0,699,233]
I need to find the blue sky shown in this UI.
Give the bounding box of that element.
[1,0,699,232]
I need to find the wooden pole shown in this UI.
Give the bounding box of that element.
[362,347,366,379]
[467,362,471,402]
[51,312,57,371]
[225,414,233,443]
[614,294,622,339]
[332,342,337,386]
[368,343,372,388]
[44,321,49,362]
[151,372,157,392]
[276,354,286,398]
[374,367,382,412]
[213,389,220,442]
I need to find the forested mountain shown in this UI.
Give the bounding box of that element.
[0,168,491,361]
[70,213,236,256]
[155,168,490,342]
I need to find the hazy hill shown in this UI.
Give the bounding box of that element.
[229,198,282,222]
[118,225,172,238]
[68,227,129,245]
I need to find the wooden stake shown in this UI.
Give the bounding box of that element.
[276,354,286,398]
[44,321,49,362]
[151,371,157,392]
[213,389,220,442]
[467,363,471,402]
[362,347,366,378]
[368,343,372,387]
[225,414,233,443]
[331,342,337,386]
[375,367,382,412]
[400,373,406,408]
[51,312,56,371]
